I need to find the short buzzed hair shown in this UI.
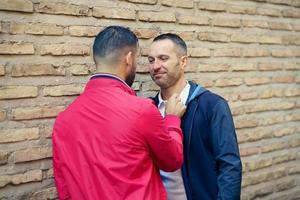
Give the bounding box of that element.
[93,26,138,65]
[153,33,187,55]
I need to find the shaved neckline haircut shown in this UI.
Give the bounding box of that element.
[93,26,138,65]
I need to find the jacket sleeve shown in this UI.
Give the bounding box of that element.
[210,100,242,200]
[52,119,71,200]
[140,102,183,172]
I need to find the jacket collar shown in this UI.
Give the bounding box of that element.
[152,81,207,106]
[86,73,136,95]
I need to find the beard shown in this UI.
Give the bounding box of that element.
[125,67,136,87]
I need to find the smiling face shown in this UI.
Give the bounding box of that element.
[148,39,186,89]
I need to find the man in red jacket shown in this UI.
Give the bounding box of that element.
[52,26,186,200]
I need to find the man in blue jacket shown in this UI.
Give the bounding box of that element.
[147,33,242,200]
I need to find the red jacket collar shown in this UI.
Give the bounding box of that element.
[86,73,136,95]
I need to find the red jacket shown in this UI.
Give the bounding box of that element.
[52,74,183,200]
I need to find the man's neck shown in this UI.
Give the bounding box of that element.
[161,78,187,100]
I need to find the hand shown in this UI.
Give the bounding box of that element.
[165,93,186,118]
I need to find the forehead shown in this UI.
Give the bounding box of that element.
[149,39,177,56]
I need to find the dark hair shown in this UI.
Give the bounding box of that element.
[93,26,138,62]
[153,33,187,55]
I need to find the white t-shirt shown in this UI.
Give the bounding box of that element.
[157,82,190,200]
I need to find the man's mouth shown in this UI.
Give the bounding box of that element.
[153,73,165,79]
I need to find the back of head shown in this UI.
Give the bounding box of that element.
[153,33,187,56]
[93,26,138,66]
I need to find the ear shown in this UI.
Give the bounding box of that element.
[125,51,133,68]
[180,55,188,70]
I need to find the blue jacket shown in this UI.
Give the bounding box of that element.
[152,81,242,200]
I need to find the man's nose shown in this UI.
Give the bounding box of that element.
[153,60,161,71]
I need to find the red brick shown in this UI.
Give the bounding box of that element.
[269,22,292,30]
[227,5,256,15]
[256,7,281,17]
[284,88,300,97]
[0,0,33,13]
[127,0,157,4]
[0,43,34,55]
[0,170,42,188]
[261,142,286,153]
[69,64,90,75]
[28,187,57,200]
[284,62,300,70]
[43,84,84,97]
[273,127,295,137]
[231,34,257,43]
[0,86,38,100]
[261,115,285,126]
[139,11,175,22]
[286,113,300,121]
[12,63,65,76]
[240,147,260,157]
[258,62,282,71]
[93,7,136,20]
[215,77,243,87]
[214,48,242,57]
[245,77,270,85]
[282,35,300,45]
[291,23,300,31]
[177,32,195,41]
[272,49,294,57]
[282,8,300,18]
[266,0,293,6]
[0,128,39,143]
[12,106,65,120]
[244,48,269,57]
[40,43,90,56]
[235,118,259,129]
[258,35,282,44]
[212,17,241,28]
[178,15,209,25]
[189,48,210,57]
[162,0,193,8]
[260,88,284,98]
[198,2,227,12]
[242,19,269,29]
[237,128,273,143]
[272,75,294,83]
[272,152,297,164]
[245,157,273,171]
[69,26,101,37]
[198,32,229,42]
[193,79,214,88]
[11,23,63,35]
[231,63,257,71]
[37,2,89,16]
[242,167,286,187]
[14,147,52,163]
[289,138,300,148]
[238,91,258,100]
[134,28,158,39]
[198,63,229,72]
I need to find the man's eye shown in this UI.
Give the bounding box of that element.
[148,58,154,64]
[160,56,169,61]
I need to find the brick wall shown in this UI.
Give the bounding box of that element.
[0,0,299,199]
